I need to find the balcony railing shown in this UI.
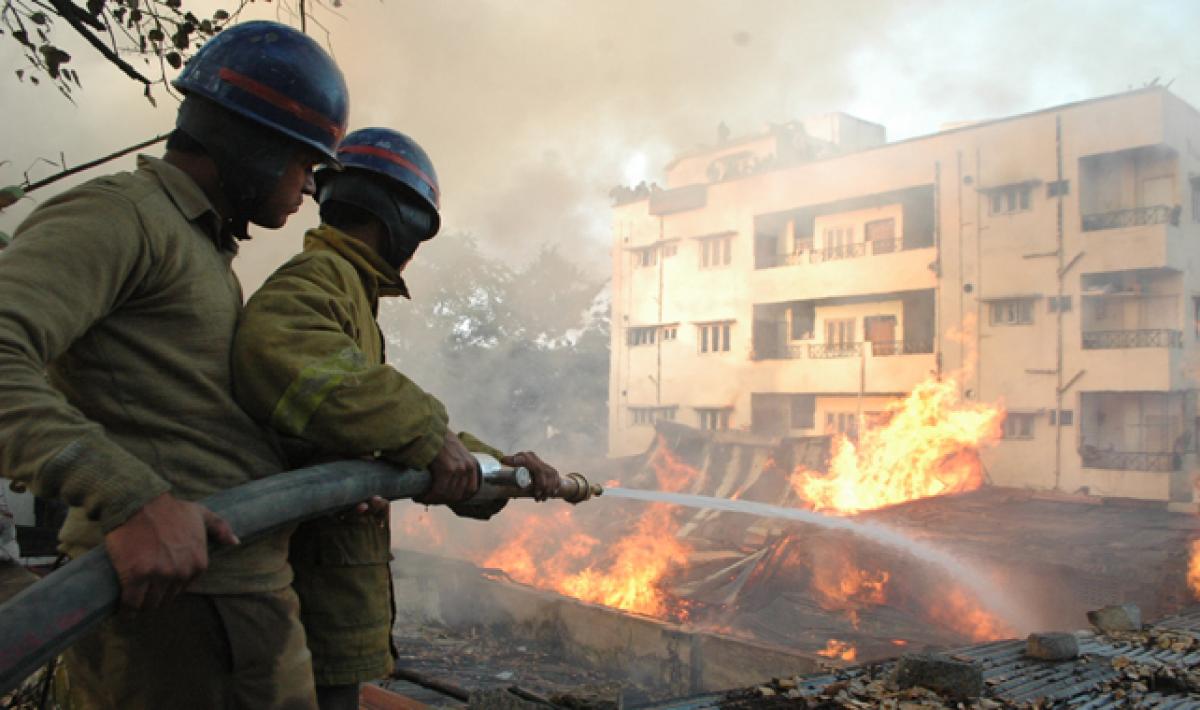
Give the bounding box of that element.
[810,242,867,263]
[755,236,914,269]
[1080,448,1180,472]
[753,339,935,360]
[807,342,863,359]
[869,339,935,356]
[1081,329,1183,350]
[1081,204,1180,232]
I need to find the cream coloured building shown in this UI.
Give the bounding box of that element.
[608,87,1200,503]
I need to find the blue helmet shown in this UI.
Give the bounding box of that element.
[335,128,440,218]
[317,128,441,246]
[173,20,349,161]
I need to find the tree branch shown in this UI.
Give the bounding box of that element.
[46,0,150,84]
[23,132,168,194]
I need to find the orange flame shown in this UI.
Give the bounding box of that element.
[790,376,1004,514]
[478,436,697,620]
[817,638,858,662]
[1188,540,1200,599]
[927,587,1015,642]
[811,550,890,628]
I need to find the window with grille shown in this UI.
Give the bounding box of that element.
[989,299,1034,325]
[989,184,1033,215]
[632,247,658,268]
[1003,413,1035,439]
[698,321,733,354]
[627,327,657,346]
[790,395,815,429]
[630,406,677,426]
[697,408,732,431]
[699,236,733,268]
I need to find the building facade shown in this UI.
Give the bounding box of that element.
[608,88,1200,503]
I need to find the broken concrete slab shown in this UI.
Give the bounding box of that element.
[893,653,983,700]
[1025,632,1079,661]
[1087,603,1142,632]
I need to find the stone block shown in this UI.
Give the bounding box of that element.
[1087,603,1141,632]
[893,653,983,700]
[1025,632,1079,661]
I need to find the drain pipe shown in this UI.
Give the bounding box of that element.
[0,457,602,694]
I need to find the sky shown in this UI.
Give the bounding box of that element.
[1,0,1198,290]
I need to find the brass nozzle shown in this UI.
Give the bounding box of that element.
[559,472,603,504]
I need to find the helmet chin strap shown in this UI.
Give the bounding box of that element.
[176,97,295,239]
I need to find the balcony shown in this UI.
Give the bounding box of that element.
[1082,205,1180,232]
[753,339,934,361]
[758,237,914,269]
[1081,329,1182,350]
[1080,448,1180,473]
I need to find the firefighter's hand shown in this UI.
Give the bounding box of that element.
[417,431,480,505]
[105,493,239,611]
[502,451,560,502]
[354,496,389,517]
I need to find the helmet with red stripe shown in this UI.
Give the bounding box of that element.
[316,128,441,267]
[173,20,348,161]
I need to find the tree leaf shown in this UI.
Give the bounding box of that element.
[147,27,163,42]
[0,185,25,210]
[165,50,181,69]
[30,12,48,25]
[212,9,229,20]
[86,0,106,17]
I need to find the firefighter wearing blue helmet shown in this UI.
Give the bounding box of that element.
[0,20,347,709]
[231,129,562,709]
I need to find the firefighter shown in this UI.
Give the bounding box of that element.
[231,128,561,709]
[0,21,348,708]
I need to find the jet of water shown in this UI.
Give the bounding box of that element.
[604,486,1029,634]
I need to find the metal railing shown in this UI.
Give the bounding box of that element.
[1080,449,1180,472]
[756,236,917,269]
[1081,329,1183,349]
[1081,204,1179,231]
[807,342,863,359]
[869,340,935,356]
[810,242,867,263]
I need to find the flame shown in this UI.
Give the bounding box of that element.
[817,638,858,662]
[1188,540,1200,599]
[477,435,697,620]
[927,587,1015,642]
[790,376,1004,514]
[811,550,890,628]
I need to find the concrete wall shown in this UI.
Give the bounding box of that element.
[389,548,820,695]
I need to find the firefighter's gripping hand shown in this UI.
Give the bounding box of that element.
[502,451,561,502]
[105,493,239,611]
[417,430,480,505]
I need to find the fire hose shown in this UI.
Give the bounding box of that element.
[0,454,602,695]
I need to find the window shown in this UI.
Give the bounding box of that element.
[699,236,733,268]
[633,247,658,268]
[698,321,733,353]
[989,299,1034,326]
[697,408,732,431]
[1046,180,1070,198]
[1047,296,1073,313]
[1192,177,1200,223]
[627,327,657,346]
[662,243,678,258]
[989,184,1033,215]
[631,406,677,426]
[790,395,815,429]
[1049,409,1074,427]
[1003,413,1035,439]
[660,325,677,341]
[825,318,855,345]
[825,412,858,439]
[789,303,815,340]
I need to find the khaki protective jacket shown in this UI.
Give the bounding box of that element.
[0,156,291,593]
[233,225,502,684]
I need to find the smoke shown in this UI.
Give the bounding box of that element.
[3,0,1199,286]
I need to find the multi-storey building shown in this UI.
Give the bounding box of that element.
[608,87,1200,503]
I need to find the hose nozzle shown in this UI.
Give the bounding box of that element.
[471,454,603,504]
